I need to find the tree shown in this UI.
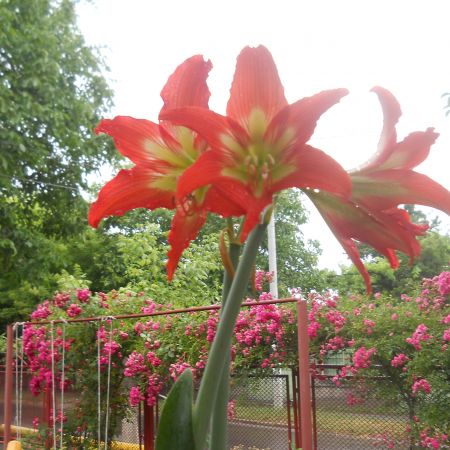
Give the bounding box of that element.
[0,0,115,327]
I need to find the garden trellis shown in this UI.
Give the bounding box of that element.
[2,297,313,449]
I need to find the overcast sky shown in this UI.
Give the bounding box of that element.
[76,0,450,270]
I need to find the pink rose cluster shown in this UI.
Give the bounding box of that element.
[234,302,293,368]
[391,353,409,368]
[436,271,450,296]
[254,269,274,292]
[412,378,431,395]
[419,430,448,449]
[23,325,73,396]
[124,350,164,407]
[406,324,432,351]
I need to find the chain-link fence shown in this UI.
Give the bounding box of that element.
[227,375,292,450]
[312,367,411,450]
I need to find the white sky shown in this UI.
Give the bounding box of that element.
[77,0,450,270]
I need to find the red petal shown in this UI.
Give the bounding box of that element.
[364,129,438,172]
[336,237,373,294]
[88,167,174,227]
[272,145,352,198]
[226,46,287,126]
[166,206,207,281]
[267,89,349,145]
[361,86,402,170]
[203,186,245,217]
[307,192,426,292]
[351,170,450,214]
[175,150,227,200]
[95,117,170,168]
[160,55,212,114]
[239,195,274,242]
[160,107,232,151]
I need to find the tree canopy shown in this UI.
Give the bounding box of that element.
[0,0,115,326]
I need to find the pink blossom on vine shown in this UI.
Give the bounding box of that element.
[206,313,219,342]
[169,362,192,381]
[227,400,237,419]
[129,386,145,407]
[66,304,82,317]
[31,301,51,320]
[391,353,409,368]
[406,324,431,350]
[363,318,375,334]
[442,329,450,342]
[325,310,346,332]
[53,293,70,308]
[102,340,120,357]
[307,321,321,338]
[146,351,161,367]
[146,374,164,406]
[412,378,431,395]
[124,351,147,377]
[352,346,376,370]
[436,271,450,295]
[401,294,411,302]
[76,289,91,302]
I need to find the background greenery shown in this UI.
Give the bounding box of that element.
[1,0,449,332]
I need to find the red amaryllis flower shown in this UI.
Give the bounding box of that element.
[89,56,243,280]
[307,87,450,292]
[161,45,352,240]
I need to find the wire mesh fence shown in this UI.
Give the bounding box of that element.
[4,363,436,450]
[227,375,292,450]
[312,367,412,450]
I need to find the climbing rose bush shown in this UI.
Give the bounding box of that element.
[22,270,297,443]
[307,271,450,448]
[23,269,449,447]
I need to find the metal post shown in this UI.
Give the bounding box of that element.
[297,300,313,450]
[3,324,14,447]
[311,374,318,450]
[143,402,155,450]
[291,368,300,449]
[286,375,292,449]
[268,212,278,298]
[43,387,53,449]
[138,401,142,449]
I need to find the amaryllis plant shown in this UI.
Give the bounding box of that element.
[89,45,450,449]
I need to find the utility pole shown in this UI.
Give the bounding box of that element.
[268,212,278,298]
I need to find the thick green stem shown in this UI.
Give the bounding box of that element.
[193,224,268,449]
[210,243,241,450]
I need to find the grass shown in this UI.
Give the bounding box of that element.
[234,404,408,438]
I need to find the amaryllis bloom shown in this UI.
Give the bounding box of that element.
[306,87,450,292]
[161,45,352,239]
[89,56,243,279]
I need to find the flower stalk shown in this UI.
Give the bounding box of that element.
[193,223,268,449]
[210,241,241,450]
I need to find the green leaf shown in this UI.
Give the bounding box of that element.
[155,369,195,450]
